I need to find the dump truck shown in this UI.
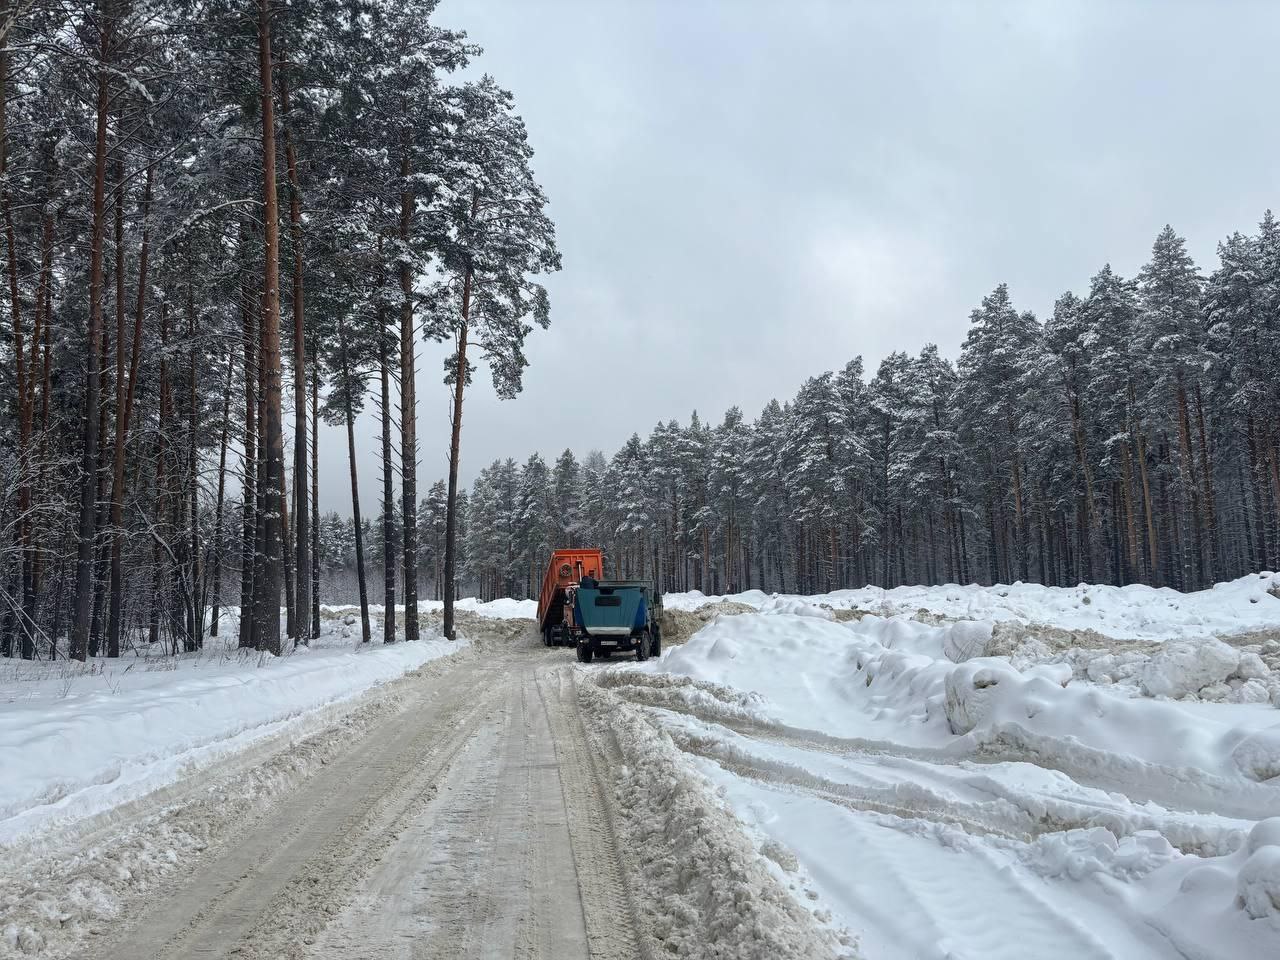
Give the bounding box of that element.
[571,580,662,663]
[537,549,605,647]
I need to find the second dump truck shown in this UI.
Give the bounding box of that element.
[537,549,605,647]
[536,549,662,662]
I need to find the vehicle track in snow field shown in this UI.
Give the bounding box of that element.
[85,636,643,960]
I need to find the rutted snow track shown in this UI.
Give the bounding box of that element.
[608,598,1280,960]
[75,640,642,960]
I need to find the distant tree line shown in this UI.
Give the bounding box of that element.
[0,0,557,661]
[389,221,1278,600]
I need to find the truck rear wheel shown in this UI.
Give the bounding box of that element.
[635,630,651,662]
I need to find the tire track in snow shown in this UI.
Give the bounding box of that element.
[601,671,1278,823]
[712,770,1170,960]
[660,715,1251,857]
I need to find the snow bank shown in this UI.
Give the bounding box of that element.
[664,571,1280,642]
[0,634,462,846]
[575,679,852,959]
[649,612,1280,813]
[1140,639,1244,697]
[626,588,1280,957]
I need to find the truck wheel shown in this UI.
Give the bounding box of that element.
[635,631,650,662]
[542,627,551,647]
[651,627,661,656]
[576,643,593,664]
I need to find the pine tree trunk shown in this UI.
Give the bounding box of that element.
[185,250,203,650]
[1247,415,1270,567]
[378,265,396,643]
[339,323,372,643]
[151,303,172,649]
[255,0,286,655]
[105,162,152,657]
[210,356,233,636]
[238,254,259,649]
[70,6,113,661]
[442,265,473,643]
[1176,377,1204,586]
[443,189,482,642]
[279,66,309,642]
[310,363,320,638]
[399,152,419,642]
[1065,364,1100,579]
[1,4,35,658]
[1137,431,1158,584]
[281,469,295,641]
[1193,382,1217,580]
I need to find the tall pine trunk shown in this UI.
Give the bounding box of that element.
[398,153,419,642]
[210,355,233,636]
[310,364,320,637]
[106,162,152,657]
[254,0,286,655]
[340,324,371,643]
[442,227,476,642]
[279,66,309,641]
[378,263,396,643]
[71,6,113,661]
[238,250,259,649]
[2,4,34,658]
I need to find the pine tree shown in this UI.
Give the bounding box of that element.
[426,76,560,639]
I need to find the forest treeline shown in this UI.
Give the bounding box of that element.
[4,6,1280,663]
[0,0,558,661]
[360,220,1276,603]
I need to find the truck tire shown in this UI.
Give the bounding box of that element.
[635,630,650,662]
[576,643,593,664]
[542,626,551,647]
[651,625,661,656]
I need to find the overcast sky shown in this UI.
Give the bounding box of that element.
[313,0,1280,513]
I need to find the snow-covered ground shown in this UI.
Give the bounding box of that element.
[0,599,527,851]
[594,577,1280,959]
[665,571,1280,642]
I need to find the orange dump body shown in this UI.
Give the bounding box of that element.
[537,549,605,631]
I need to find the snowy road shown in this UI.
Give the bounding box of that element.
[86,639,642,960]
[13,582,1277,960]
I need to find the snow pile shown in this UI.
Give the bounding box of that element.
[652,610,1280,806]
[618,585,1280,958]
[1140,640,1266,699]
[1022,827,1178,881]
[575,679,853,959]
[664,571,1280,642]
[0,632,462,846]
[1239,820,1280,920]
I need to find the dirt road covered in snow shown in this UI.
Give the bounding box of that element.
[83,631,642,960]
[4,608,840,960]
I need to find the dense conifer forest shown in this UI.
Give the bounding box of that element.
[430,223,1280,602]
[3,3,1280,662]
[0,0,558,659]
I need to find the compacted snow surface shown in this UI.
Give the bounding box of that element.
[5,582,1280,959]
[603,575,1280,959]
[0,600,541,848]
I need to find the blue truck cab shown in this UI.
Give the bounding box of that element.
[569,581,663,663]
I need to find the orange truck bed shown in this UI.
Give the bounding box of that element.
[537,549,605,632]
